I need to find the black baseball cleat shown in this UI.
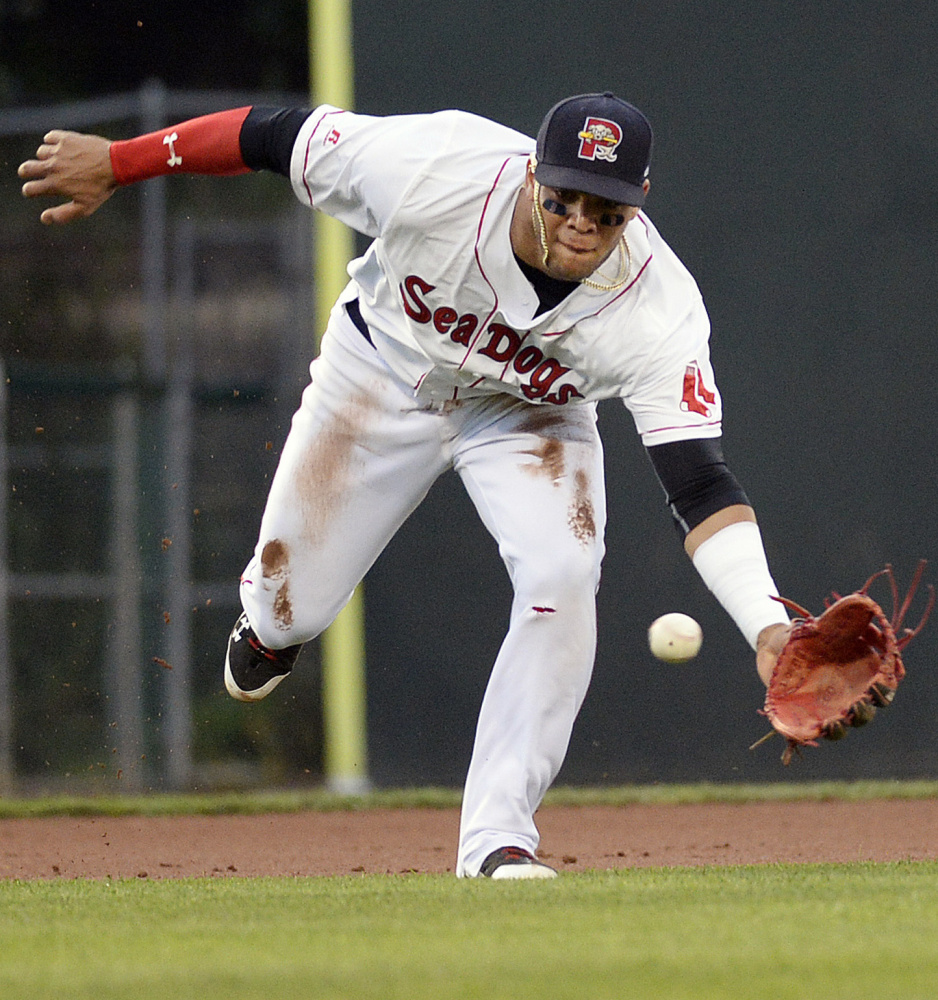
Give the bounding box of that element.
[224,612,303,702]
[479,846,558,880]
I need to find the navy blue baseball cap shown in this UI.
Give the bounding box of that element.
[535,92,653,206]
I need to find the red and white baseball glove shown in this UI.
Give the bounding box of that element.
[756,560,934,765]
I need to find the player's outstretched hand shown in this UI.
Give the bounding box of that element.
[18,130,117,225]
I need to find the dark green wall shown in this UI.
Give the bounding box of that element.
[4,1,936,786]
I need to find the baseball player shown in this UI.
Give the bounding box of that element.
[19,92,792,879]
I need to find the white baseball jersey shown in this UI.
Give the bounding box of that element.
[290,106,722,447]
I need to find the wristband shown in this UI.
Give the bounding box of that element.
[109,107,253,185]
[691,520,790,649]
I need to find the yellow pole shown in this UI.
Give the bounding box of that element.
[309,0,370,794]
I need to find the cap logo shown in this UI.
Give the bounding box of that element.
[577,117,622,162]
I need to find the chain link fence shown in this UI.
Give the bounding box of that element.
[0,84,327,792]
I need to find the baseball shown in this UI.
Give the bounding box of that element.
[648,612,703,662]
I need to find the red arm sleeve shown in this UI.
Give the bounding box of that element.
[109,107,253,185]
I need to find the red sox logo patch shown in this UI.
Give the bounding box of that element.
[578,117,623,162]
[681,362,716,416]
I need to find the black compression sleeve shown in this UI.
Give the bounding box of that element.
[239,106,311,176]
[645,438,750,537]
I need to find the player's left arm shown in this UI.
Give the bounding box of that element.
[646,437,790,682]
[18,106,308,225]
[684,504,791,685]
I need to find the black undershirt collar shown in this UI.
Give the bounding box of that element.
[514,254,579,316]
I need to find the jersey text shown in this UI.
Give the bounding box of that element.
[400,274,584,405]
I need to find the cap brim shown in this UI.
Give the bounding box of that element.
[534,162,647,207]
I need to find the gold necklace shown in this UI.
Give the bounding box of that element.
[580,236,631,291]
[531,178,632,292]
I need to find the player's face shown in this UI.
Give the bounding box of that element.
[516,167,644,282]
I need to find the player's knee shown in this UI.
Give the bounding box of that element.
[251,617,311,651]
[245,596,338,650]
[513,545,602,607]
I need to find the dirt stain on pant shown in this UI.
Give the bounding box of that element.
[517,406,596,486]
[295,390,377,541]
[516,411,598,543]
[255,390,377,634]
[522,436,565,483]
[261,539,293,630]
[568,469,596,544]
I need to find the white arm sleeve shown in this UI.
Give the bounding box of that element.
[691,521,790,649]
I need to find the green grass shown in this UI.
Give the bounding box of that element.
[2,777,938,818]
[1,863,937,999]
[3,782,937,997]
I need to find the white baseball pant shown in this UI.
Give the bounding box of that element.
[239,300,607,877]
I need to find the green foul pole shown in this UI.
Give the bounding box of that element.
[309,0,370,793]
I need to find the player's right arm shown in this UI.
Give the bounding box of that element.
[18,130,119,225]
[18,106,309,226]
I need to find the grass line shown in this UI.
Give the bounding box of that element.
[0,778,936,819]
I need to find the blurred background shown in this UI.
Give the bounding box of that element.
[0,0,936,794]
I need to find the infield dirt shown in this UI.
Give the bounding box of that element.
[2,798,937,879]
